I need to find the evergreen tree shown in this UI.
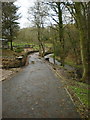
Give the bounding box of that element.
[2,2,20,50]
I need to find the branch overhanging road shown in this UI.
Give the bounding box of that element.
[2,53,80,118]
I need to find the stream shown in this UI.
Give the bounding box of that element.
[44,54,75,72]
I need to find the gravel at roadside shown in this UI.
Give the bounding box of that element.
[0,68,21,81]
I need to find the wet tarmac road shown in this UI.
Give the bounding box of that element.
[2,53,80,118]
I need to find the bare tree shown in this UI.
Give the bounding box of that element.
[46,2,66,66]
[65,2,89,82]
[28,0,48,56]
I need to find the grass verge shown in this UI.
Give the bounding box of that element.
[49,62,89,119]
[68,81,88,107]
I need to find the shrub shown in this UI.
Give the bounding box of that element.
[14,47,24,53]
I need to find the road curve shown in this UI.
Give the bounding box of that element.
[2,53,80,118]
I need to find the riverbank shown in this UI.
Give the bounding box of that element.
[0,49,38,81]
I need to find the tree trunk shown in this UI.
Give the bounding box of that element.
[37,26,45,57]
[65,2,89,82]
[10,27,13,50]
[53,38,56,64]
[87,2,90,84]
[57,2,64,66]
[37,26,42,56]
[10,39,13,50]
[41,42,45,57]
[79,30,88,81]
[74,3,88,82]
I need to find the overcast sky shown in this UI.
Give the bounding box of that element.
[14,0,35,28]
[14,0,72,29]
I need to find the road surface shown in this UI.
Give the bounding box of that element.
[2,53,80,118]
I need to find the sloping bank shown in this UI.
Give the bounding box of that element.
[2,50,38,69]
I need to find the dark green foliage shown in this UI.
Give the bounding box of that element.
[2,2,20,50]
[14,47,24,53]
[0,2,2,38]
